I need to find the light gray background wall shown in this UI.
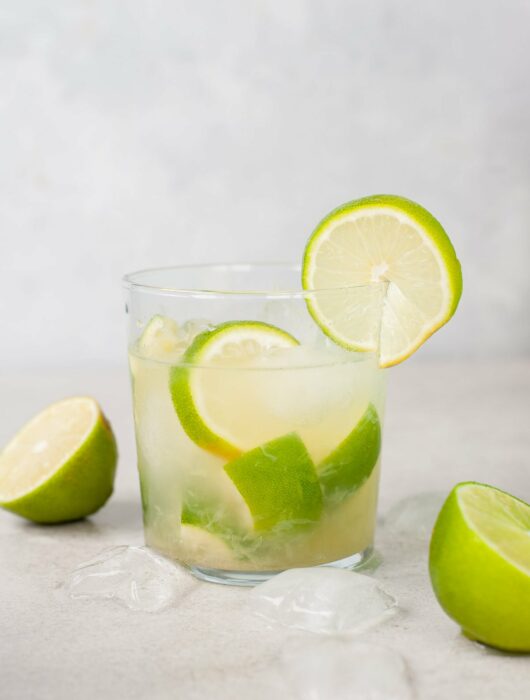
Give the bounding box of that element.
[2,1,529,367]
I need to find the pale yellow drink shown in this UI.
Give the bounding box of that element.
[129,326,385,577]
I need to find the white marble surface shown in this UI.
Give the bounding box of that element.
[1,360,529,698]
[2,1,530,367]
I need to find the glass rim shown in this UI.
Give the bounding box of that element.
[122,262,387,299]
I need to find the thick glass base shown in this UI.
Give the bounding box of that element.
[187,546,376,587]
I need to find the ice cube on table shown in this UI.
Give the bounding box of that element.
[282,637,414,700]
[384,492,447,541]
[249,567,397,634]
[65,546,196,612]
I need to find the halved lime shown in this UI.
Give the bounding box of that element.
[318,403,381,505]
[429,482,530,652]
[169,321,299,459]
[302,195,462,367]
[0,397,117,523]
[224,432,323,532]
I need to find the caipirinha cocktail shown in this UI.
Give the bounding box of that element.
[130,316,385,578]
[125,194,462,584]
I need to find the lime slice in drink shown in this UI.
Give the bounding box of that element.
[302,194,462,367]
[429,482,530,652]
[224,432,323,532]
[0,397,117,523]
[137,315,180,356]
[318,403,381,505]
[129,315,182,380]
[169,321,299,459]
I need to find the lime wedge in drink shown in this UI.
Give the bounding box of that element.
[178,523,245,570]
[318,403,381,505]
[0,397,117,523]
[302,194,462,367]
[180,495,259,561]
[224,432,323,533]
[169,321,299,459]
[181,489,252,536]
[429,482,530,652]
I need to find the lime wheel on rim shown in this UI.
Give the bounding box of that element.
[302,194,462,367]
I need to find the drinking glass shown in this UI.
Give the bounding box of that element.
[123,264,387,585]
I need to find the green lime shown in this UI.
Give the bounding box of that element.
[181,489,251,536]
[169,321,299,459]
[224,432,322,533]
[180,495,258,561]
[429,482,530,652]
[302,194,462,367]
[318,403,381,504]
[0,397,117,523]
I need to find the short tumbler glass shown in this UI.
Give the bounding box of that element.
[123,264,387,585]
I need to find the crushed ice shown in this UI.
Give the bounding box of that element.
[65,546,196,612]
[249,567,397,634]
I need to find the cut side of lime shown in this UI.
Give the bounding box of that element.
[0,397,117,523]
[224,432,323,533]
[318,403,381,505]
[302,194,462,367]
[429,482,530,652]
[169,321,299,459]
